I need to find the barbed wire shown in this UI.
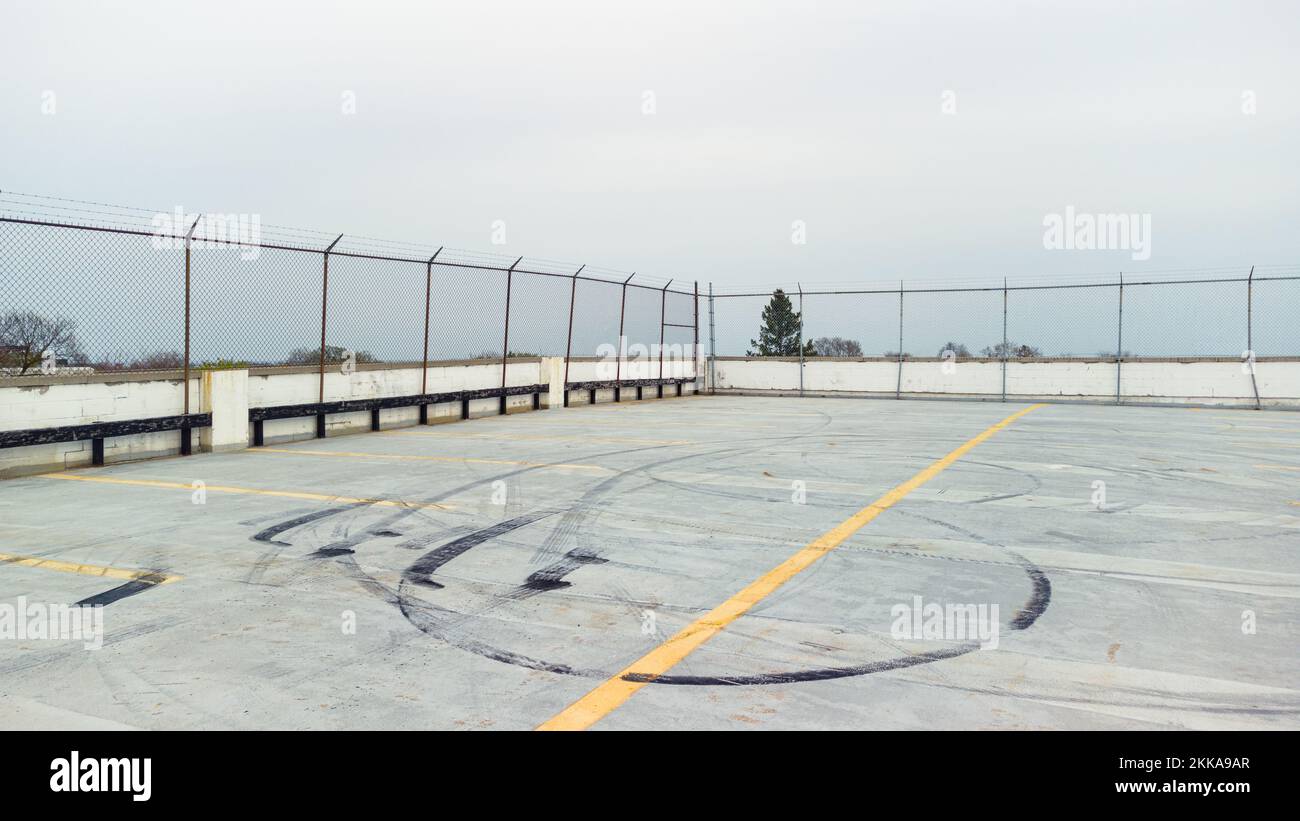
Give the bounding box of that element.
[0,190,692,293]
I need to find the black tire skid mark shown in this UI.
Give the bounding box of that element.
[252,506,363,548]
[410,408,1044,685]
[623,643,982,685]
[240,451,570,584]
[1048,528,1297,554]
[522,503,595,570]
[340,417,840,676]
[403,509,564,590]
[411,433,751,604]
[515,407,837,578]
[1067,459,1239,487]
[513,548,609,595]
[246,505,366,585]
[0,617,183,676]
[622,485,1056,687]
[90,634,242,729]
[329,549,609,679]
[74,572,171,607]
[634,432,1040,513]
[890,509,1053,633]
[256,432,727,565]
[959,459,1044,504]
[322,407,1052,688]
[625,547,1050,687]
[249,436,738,663]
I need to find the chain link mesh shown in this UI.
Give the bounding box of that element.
[1,220,184,374]
[1009,284,1119,358]
[3,203,1296,385]
[798,292,900,356]
[1251,272,1300,357]
[709,273,1297,364]
[903,289,1004,359]
[0,213,700,381]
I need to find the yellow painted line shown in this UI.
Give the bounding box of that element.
[1255,464,1300,472]
[537,403,1046,731]
[382,429,691,447]
[37,472,452,510]
[253,447,610,472]
[0,551,183,584]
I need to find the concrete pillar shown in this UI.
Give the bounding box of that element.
[541,356,565,409]
[199,369,249,452]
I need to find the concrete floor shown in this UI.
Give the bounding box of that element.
[1,395,1297,730]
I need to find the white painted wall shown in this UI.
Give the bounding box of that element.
[563,357,696,383]
[0,356,701,477]
[0,375,196,477]
[562,356,701,405]
[200,369,249,453]
[712,357,1300,408]
[247,361,545,443]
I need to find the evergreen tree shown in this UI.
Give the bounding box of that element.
[748,289,816,356]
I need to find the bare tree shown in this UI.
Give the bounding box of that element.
[284,345,379,365]
[811,336,863,357]
[129,351,186,370]
[981,340,1043,358]
[0,310,85,375]
[938,341,971,357]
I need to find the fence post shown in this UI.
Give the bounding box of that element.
[181,214,201,456]
[615,273,633,401]
[1115,272,1124,405]
[317,234,343,438]
[499,256,522,415]
[797,283,805,397]
[1001,277,1008,402]
[657,280,671,397]
[1248,265,1261,410]
[563,264,583,408]
[895,280,904,400]
[708,282,716,394]
[693,281,700,392]
[420,247,441,424]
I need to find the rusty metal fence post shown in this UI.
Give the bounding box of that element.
[562,264,583,407]
[1248,265,1260,410]
[316,234,343,438]
[797,283,805,397]
[419,247,441,424]
[615,273,633,401]
[1115,273,1124,405]
[499,256,523,415]
[895,280,904,400]
[1001,277,1008,402]
[181,214,201,455]
[657,279,671,397]
[707,282,716,394]
[693,281,700,388]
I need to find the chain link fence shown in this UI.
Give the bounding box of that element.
[710,271,1300,361]
[5,192,1294,386]
[0,193,700,384]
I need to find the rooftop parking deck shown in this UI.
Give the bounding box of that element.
[1,394,1297,730]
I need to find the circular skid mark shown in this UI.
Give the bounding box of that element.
[312,409,1055,687]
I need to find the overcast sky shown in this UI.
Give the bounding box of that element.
[3,0,1297,291]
